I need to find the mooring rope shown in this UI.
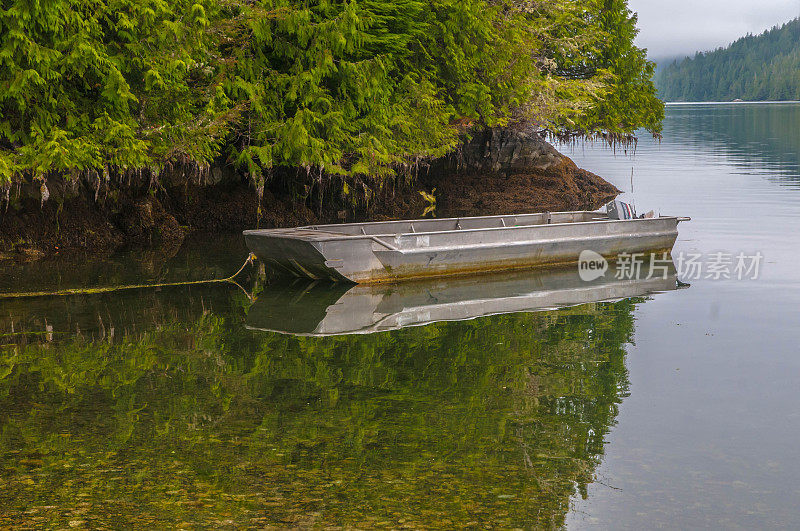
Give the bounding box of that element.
[0,253,257,300]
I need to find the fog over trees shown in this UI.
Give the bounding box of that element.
[655,18,800,102]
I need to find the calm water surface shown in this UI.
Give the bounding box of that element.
[1,103,799,528]
[561,102,800,529]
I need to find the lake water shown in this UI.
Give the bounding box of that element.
[1,103,800,528]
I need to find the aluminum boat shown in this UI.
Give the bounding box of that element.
[243,210,689,283]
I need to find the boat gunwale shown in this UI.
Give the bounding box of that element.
[299,210,600,229]
[243,213,686,243]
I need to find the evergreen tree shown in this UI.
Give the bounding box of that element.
[0,0,664,197]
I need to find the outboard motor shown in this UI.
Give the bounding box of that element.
[606,200,637,220]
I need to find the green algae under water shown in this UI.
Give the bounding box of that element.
[0,242,641,528]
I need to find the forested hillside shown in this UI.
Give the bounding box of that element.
[0,0,662,202]
[656,18,800,101]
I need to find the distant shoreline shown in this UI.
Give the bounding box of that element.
[665,100,800,105]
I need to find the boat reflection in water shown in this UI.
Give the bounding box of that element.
[247,259,681,336]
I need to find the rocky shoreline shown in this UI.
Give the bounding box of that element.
[0,130,618,261]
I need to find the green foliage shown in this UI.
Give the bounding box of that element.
[656,18,800,102]
[584,0,664,134]
[519,0,664,136]
[0,0,228,181]
[220,0,462,183]
[0,0,662,195]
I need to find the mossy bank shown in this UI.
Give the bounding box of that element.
[0,130,618,260]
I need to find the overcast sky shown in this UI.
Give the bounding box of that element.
[629,0,800,59]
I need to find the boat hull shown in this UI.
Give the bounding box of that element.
[243,212,686,283]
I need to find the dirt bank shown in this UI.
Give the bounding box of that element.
[0,131,618,260]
